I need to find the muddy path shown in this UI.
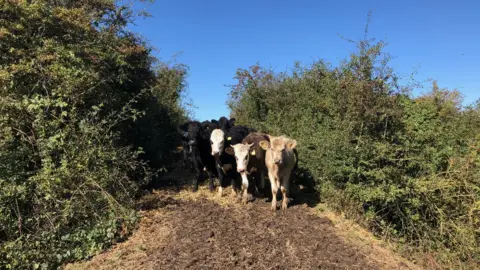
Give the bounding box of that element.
[66,179,419,270]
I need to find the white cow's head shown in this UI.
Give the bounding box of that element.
[210,129,225,156]
[259,136,297,165]
[226,143,254,173]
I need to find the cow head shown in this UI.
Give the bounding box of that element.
[259,136,297,165]
[226,143,254,173]
[210,129,225,156]
[187,122,203,147]
[228,118,236,127]
[218,116,231,131]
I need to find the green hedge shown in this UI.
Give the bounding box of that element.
[228,37,480,268]
[0,1,187,269]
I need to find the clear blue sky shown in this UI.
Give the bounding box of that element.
[130,0,480,121]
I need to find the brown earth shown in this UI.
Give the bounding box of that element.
[65,163,420,270]
[65,191,419,269]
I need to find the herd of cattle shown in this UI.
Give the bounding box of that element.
[178,117,298,211]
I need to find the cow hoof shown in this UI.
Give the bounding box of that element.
[192,187,198,192]
[271,201,277,211]
[217,187,223,198]
[242,198,248,205]
[209,185,215,192]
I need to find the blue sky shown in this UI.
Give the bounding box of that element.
[130,0,480,121]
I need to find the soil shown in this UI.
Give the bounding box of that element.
[65,163,420,270]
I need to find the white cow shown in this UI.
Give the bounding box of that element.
[259,135,297,211]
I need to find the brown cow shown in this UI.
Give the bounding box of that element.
[225,132,270,204]
[259,135,297,211]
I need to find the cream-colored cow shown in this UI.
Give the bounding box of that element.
[259,135,297,211]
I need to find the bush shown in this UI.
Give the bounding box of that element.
[0,0,187,268]
[228,34,480,267]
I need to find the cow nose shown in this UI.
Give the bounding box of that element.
[212,151,219,156]
[238,168,245,173]
[274,159,281,164]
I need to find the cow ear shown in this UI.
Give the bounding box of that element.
[259,140,270,150]
[286,139,297,150]
[225,147,235,155]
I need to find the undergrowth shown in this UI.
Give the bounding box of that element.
[228,21,480,269]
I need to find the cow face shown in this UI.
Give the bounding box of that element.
[210,129,225,156]
[187,122,202,146]
[228,143,254,173]
[259,136,297,165]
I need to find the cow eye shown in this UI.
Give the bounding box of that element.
[210,140,213,144]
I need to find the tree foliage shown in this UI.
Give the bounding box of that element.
[228,35,480,267]
[0,0,187,268]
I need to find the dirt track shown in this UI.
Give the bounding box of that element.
[66,184,419,270]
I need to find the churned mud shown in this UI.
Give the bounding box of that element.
[65,184,419,270]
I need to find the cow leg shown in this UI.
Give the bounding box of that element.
[193,171,203,192]
[260,171,265,188]
[263,172,271,200]
[241,173,249,205]
[259,171,270,198]
[191,156,203,192]
[269,172,278,211]
[250,171,261,197]
[231,175,240,199]
[182,147,189,168]
[207,170,215,192]
[280,174,291,211]
[216,163,224,197]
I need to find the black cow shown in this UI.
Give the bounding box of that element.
[218,116,232,131]
[186,121,217,192]
[201,120,219,135]
[178,122,191,170]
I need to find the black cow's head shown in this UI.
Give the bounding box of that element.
[187,122,203,146]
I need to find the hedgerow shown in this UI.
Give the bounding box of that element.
[228,32,480,268]
[0,0,187,268]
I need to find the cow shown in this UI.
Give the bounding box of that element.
[210,124,255,198]
[228,117,236,127]
[178,122,192,170]
[201,120,219,135]
[225,132,270,204]
[218,116,232,131]
[259,135,298,211]
[185,121,217,192]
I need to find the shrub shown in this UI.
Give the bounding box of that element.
[228,34,480,267]
[0,0,187,268]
